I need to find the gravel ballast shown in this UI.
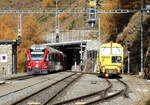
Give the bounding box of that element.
[0,72,73,105]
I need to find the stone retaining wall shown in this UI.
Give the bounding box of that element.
[0,45,12,74]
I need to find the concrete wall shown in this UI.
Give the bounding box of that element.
[0,45,12,74]
[83,40,101,73]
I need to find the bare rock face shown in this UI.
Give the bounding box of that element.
[116,11,150,75]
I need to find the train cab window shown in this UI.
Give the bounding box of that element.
[30,51,44,61]
[112,47,122,55]
[45,54,48,61]
[27,54,30,61]
[49,54,52,61]
[112,56,122,63]
[101,47,111,55]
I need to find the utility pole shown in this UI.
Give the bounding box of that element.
[55,0,59,43]
[140,0,144,76]
[80,31,84,71]
[127,41,130,74]
[13,14,22,74]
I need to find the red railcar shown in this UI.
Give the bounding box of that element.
[26,44,65,74]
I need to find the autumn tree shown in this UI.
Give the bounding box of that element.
[0,15,17,39]
[42,0,60,9]
[59,13,68,22]
[42,0,55,9]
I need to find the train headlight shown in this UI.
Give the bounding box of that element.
[35,64,38,68]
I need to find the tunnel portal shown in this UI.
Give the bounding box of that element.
[53,44,85,70]
[46,40,100,71]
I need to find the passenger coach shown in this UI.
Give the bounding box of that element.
[26,44,65,74]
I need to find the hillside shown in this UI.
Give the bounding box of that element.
[117,11,150,75]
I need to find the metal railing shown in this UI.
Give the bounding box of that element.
[45,30,98,43]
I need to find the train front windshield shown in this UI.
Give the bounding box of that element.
[101,47,122,55]
[30,51,44,61]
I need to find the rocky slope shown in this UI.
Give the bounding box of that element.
[117,11,150,76]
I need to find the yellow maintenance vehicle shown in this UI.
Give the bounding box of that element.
[97,42,124,77]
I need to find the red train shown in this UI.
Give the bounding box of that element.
[26,44,65,74]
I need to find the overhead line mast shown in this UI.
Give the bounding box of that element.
[140,0,144,76]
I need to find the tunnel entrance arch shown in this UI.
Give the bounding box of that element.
[45,40,100,72]
[47,41,87,70]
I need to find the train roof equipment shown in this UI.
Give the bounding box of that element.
[29,44,64,54]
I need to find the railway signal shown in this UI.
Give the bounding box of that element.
[56,28,59,43]
[88,0,97,28]
[56,34,59,43]
[17,14,22,45]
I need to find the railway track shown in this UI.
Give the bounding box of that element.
[53,78,128,105]
[83,79,129,105]
[5,75,34,80]
[66,70,97,75]
[12,72,83,105]
[0,72,71,99]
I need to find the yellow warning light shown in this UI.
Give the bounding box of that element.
[75,102,86,104]
[89,1,96,6]
[27,102,41,105]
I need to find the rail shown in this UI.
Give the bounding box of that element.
[53,79,112,105]
[12,72,82,105]
[53,78,128,105]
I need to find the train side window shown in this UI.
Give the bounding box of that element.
[52,53,54,61]
[58,54,60,62]
[56,54,59,62]
[54,53,56,61]
[60,55,63,62]
[55,54,57,62]
[49,54,52,61]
